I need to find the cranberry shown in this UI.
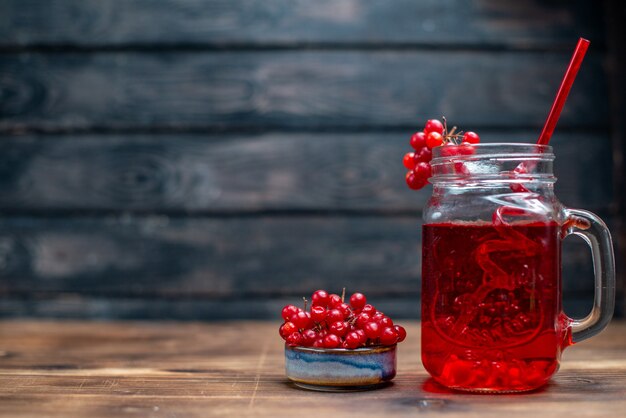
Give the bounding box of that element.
[414,162,431,180]
[379,327,399,345]
[281,304,300,321]
[426,131,443,149]
[310,305,326,323]
[301,329,317,346]
[279,292,407,348]
[371,312,385,322]
[323,334,341,348]
[403,152,417,170]
[328,294,342,308]
[349,292,367,310]
[361,304,376,316]
[364,322,382,339]
[410,131,427,150]
[378,316,394,328]
[329,321,348,337]
[279,322,297,340]
[344,332,362,349]
[394,325,407,342]
[458,142,475,155]
[326,308,344,324]
[311,289,329,306]
[406,171,427,190]
[356,313,371,328]
[415,147,432,163]
[463,131,480,144]
[287,332,302,346]
[336,303,352,318]
[291,311,312,329]
[424,119,444,135]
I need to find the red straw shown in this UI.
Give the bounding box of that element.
[537,38,590,145]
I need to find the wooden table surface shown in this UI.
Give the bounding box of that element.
[0,320,625,417]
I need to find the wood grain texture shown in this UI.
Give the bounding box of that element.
[0,320,625,418]
[0,132,613,211]
[606,0,626,316]
[0,294,595,322]
[0,51,608,131]
[0,0,604,48]
[0,0,619,325]
[0,216,422,296]
[0,216,599,300]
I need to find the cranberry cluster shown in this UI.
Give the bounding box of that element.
[279,290,407,349]
[403,118,480,190]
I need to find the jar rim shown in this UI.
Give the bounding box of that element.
[432,142,553,158]
[431,142,554,164]
[429,142,556,185]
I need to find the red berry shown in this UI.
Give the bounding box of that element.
[458,142,475,155]
[328,294,342,308]
[442,142,474,157]
[279,322,298,339]
[414,147,432,163]
[414,162,431,180]
[344,332,361,349]
[410,131,427,150]
[356,313,371,329]
[394,325,407,342]
[329,321,348,337]
[364,322,382,339]
[463,131,480,144]
[426,131,443,149]
[378,316,394,328]
[406,171,427,190]
[281,304,300,321]
[337,303,352,318]
[424,119,444,135]
[379,327,399,345]
[313,338,324,347]
[371,312,385,322]
[287,332,302,346]
[440,143,457,157]
[301,329,317,346]
[323,334,341,348]
[311,290,329,306]
[326,308,344,324]
[349,293,367,310]
[310,305,326,323]
[291,311,312,329]
[361,304,376,316]
[355,329,367,344]
[403,152,417,170]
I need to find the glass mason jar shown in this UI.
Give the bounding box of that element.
[421,143,615,392]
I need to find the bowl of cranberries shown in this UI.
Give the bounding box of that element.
[279,290,407,391]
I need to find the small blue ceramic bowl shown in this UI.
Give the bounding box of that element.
[284,344,397,391]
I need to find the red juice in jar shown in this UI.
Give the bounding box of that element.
[421,221,568,392]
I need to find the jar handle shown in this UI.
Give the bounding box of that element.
[563,209,615,343]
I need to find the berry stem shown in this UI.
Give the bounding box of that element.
[341,287,346,303]
[303,297,308,312]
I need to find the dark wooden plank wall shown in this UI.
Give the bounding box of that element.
[606,0,626,317]
[0,0,621,319]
